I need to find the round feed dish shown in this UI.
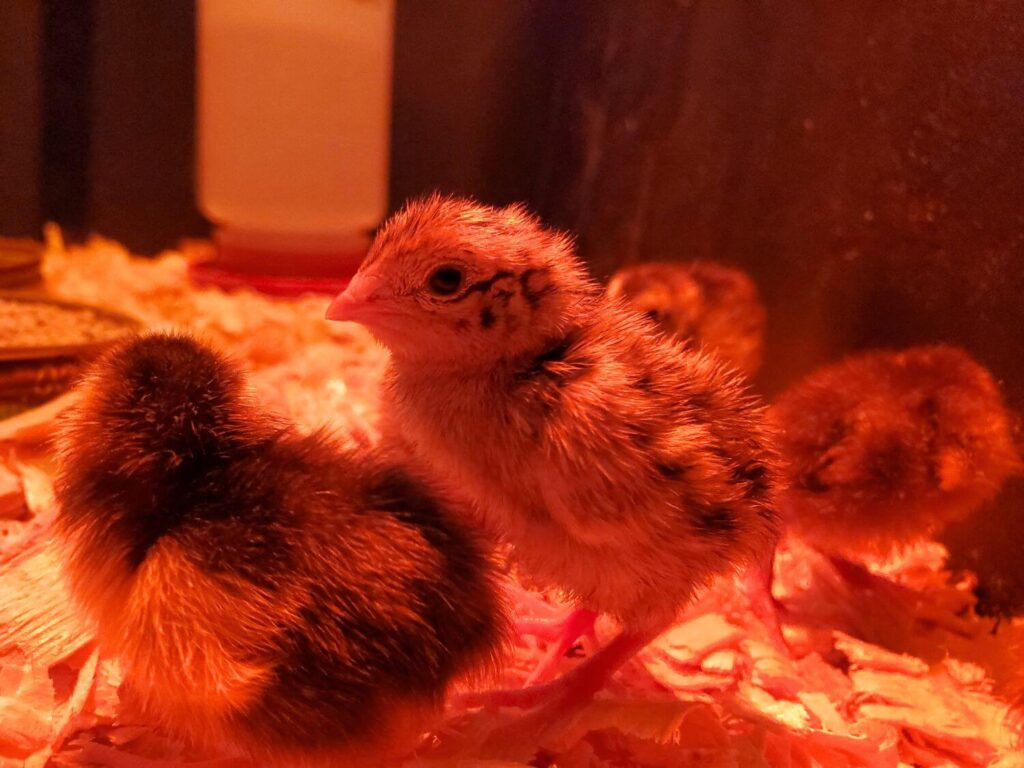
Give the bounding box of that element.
[0,293,141,362]
[0,294,141,421]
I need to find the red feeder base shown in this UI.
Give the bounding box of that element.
[188,229,369,298]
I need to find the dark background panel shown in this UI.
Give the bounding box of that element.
[0,0,43,237]
[390,0,575,207]
[39,0,94,238]
[88,0,208,252]
[534,0,1024,397]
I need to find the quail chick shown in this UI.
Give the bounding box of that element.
[54,333,506,766]
[607,261,766,378]
[770,345,1020,558]
[326,195,780,709]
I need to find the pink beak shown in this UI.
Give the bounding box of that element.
[325,272,384,324]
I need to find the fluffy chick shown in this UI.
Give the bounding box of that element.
[54,334,506,766]
[606,261,766,378]
[327,195,780,705]
[770,345,1020,557]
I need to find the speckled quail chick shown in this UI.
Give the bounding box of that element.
[54,333,507,766]
[607,261,766,378]
[326,195,781,710]
[770,345,1019,558]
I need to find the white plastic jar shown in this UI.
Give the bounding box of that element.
[196,0,394,289]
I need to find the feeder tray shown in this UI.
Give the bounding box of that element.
[0,293,140,419]
[187,234,367,298]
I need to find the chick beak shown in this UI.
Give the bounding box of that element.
[326,272,385,324]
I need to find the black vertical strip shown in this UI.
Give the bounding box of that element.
[0,0,43,238]
[40,0,93,238]
[89,2,209,253]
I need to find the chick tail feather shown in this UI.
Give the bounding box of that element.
[54,333,279,563]
[60,333,270,492]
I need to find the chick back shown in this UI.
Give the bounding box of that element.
[56,334,505,763]
[771,345,1020,555]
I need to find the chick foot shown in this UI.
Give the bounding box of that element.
[520,608,598,686]
[458,627,656,711]
[739,553,792,654]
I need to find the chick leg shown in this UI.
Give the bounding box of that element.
[515,604,595,641]
[515,615,578,642]
[521,608,597,686]
[459,625,658,710]
[739,548,791,652]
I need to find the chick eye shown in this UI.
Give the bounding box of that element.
[428,266,464,296]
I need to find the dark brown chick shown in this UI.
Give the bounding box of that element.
[607,261,766,378]
[54,333,506,766]
[771,345,1020,557]
[326,195,781,709]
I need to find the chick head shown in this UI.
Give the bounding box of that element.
[327,195,596,365]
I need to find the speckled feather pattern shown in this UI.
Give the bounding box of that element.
[54,334,507,767]
[770,345,1020,556]
[348,196,781,631]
